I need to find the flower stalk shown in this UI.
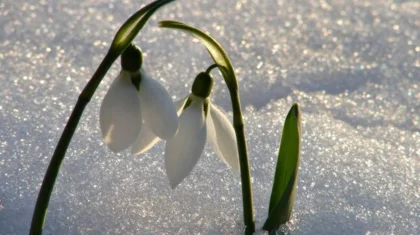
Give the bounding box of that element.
[29,50,117,235]
[159,21,255,234]
[29,1,175,234]
[230,91,255,234]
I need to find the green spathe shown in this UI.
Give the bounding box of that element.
[159,21,237,91]
[263,103,301,232]
[111,0,176,55]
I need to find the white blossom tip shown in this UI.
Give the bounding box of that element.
[139,69,179,140]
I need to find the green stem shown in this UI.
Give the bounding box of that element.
[157,19,256,233]
[29,51,118,235]
[228,86,255,234]
[205,63,219,74]
[29,0,175,233]
[210,64,255,233]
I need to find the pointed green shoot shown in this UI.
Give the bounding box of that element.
[158,20,238,91]
[159,20,255,233]
[110,0,175,55]
[263,103,301,232]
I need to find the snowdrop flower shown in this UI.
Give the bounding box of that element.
[132,72,240,188]
[100,44,178,152]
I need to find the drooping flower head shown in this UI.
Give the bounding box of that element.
[165,72,240,188]
[100,44,179,152]
[132,70,240,188]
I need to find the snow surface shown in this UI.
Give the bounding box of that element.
[1,0,419,234]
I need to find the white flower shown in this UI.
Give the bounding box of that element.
[132,94,240,189]
[165,95,240,188]
[100,68,178,153]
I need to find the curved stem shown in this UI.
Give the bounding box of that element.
[210,68,255,234]
[204,47,255,235]
[228,87,255,235]
[29,51,118,235]
[29,1,176,233]
[159,20,255,233]
[205,63,219,74]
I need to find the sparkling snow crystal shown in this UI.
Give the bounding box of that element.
[0,0,419,234]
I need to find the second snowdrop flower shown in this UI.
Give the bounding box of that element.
[100,44,179,152]
[165,72,240,188]
[142,72,240,189]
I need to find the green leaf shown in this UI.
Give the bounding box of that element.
[263,103,301,232]
[158,20,238,91]
[111,0,175,55]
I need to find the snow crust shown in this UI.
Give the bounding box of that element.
[0,0,419,234]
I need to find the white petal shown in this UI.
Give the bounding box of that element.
[100,71,142,152]
[174,96,189,115]
[206,104,240,171]
[131,97,189,155]
[139,69,179,140]
[130,124,160,155]
[164,98,206,189]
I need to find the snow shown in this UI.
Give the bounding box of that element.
[0,0,419,234]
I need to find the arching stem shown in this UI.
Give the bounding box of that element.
[29,1,175,233]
